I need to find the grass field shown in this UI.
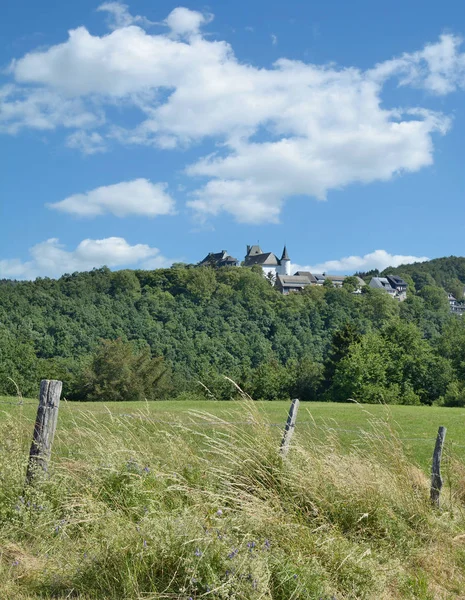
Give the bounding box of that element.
[2,396,465,468]
[3,396,465,599]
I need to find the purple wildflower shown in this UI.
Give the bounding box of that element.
[194,548,202,557]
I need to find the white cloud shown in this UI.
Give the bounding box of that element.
[370,34,465,95]
[97,2,154,30]
[10,25,228,97]
[186,109,447,223]
[271,34,278,46]
[0,85,102,134]
[165,7,213,38]
[187,178,284,224]
[66,130,107,154]
[3,8,465,222]
[48,178,176,218]
[0,237,174,280]
[293,249,429,275]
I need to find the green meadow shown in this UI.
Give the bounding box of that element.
[2,397,465,468]
[3,397,465,599]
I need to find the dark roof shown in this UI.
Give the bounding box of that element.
[312,274,326,283]
[244,252,279,267]
[386,274,407,287]
[281,246,290,261]
[199,251,225,264]
[199,250,238,267]
[294,271,317,283]
[370,277,396,292]
[276,275,312,288]
[246,245,263,257]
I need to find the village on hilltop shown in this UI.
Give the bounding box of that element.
[199,245,411,300]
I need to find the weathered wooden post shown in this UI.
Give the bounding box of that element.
[26,380,62,483]
[430,426,447,508]
[280,398,300,457]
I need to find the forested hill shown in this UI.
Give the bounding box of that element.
[1,263,465,406]
[378,256,465,298]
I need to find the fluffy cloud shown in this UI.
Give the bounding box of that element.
[0,85,102,134]
[186,110,447,223]
[293,249,429,275]
[0,237,174,280]
[10,17,227,97]
[165,7,213,37]
[370,34,465,95]
[48,179,175,217]
[3,7,465,221]
[97,2,154,31]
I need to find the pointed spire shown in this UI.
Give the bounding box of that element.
[281,245,290,261]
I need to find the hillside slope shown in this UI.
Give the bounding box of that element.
[0,263,463,405]
[380,256,465,296]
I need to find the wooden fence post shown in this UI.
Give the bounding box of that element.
[280,398,300,457]
[26,380,62,483]
[430,426,447,508]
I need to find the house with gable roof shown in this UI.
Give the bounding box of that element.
[198,250,239,268]
[369,275,408,300]
[448,293,465,315]
[243,245,291,279]
[275,274,313,294]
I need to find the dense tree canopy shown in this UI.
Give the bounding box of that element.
[0,261,464,404]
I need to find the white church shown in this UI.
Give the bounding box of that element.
[243,245,291,278]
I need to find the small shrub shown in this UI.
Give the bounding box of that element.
[442,381,465,407]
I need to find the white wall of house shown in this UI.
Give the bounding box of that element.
[262,266,278,278]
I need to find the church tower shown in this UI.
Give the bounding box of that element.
[279,246,291,276]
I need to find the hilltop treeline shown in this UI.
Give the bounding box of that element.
[1,263,465,404]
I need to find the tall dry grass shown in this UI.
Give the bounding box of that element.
[0,401,465,599]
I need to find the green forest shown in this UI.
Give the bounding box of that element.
[2,257,465,405]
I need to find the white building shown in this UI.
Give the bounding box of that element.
[244,245,291,278]
[369,276,408,301]
[448,293,465,315]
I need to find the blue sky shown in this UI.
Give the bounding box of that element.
[1,0,465,279]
